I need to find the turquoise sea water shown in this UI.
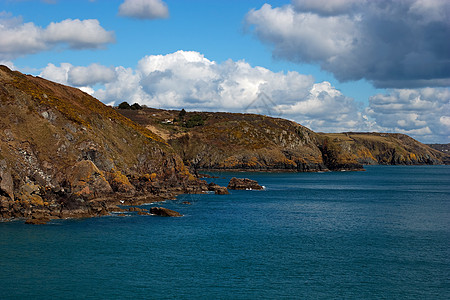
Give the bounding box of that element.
[1,166,449,299]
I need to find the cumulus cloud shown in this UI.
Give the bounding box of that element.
[275,81,369,133]
[38,51,449,142]
[0,12,115,60]
[118,0,169,19]
[245,0,450,88]
[71,51,369,134]
[68,64,116,86]
[43,19,115,49]
[40,63,116,89]
[367,88,450,142]
[96,51,318,111]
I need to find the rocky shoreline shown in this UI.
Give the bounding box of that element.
[1,176,268,224]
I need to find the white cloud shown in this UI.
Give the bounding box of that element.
[100,50,317,112]
[38,51,449,143]
[275,81,370,132]
[40,62,116,90]
[119,0,169,19]
[367,88,450,142]
[40,62,72,85]
[68,64,116,86]
[84,51,369,133]
[0,12,115,60]
[43,19,115,49]
[245,0,450,88]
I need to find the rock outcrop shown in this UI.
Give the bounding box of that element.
[227,178,264,190]
[150,207,182,217]
[207,183,229,195]
[0,65,207,223]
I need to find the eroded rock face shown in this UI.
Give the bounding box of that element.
[150,207,182,217]
[68,160,113,199]
[0,160,14,201]
[227,177,263,190]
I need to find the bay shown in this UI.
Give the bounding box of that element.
[1,166,449,299]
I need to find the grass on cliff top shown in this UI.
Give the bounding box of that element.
[3,67,165,145]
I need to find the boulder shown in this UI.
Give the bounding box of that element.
[25,212,51,225]
[137,211,151,216]
[227,177,263,190]
[128,207,143,212]
[150,207,182,217]
[207,182,229,195]
[25,217,50,225]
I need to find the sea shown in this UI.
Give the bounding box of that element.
[1,165,449,299]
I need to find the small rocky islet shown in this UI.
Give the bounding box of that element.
[0,66,448,224]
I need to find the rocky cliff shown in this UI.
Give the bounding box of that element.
[319,132,448,166]
[119,108,333,172]
[0,66,205,222]
[118,108,447,172]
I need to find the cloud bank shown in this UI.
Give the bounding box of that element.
[0,11,115,60]
[39,51,449,143]
[245,0,450,88]
[118,0,169,19]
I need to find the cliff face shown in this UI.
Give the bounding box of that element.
[319,132,447,166]
[0,66,202,221]
[427,144,450,164]
[118,108,361,172]
[119,108,447,172]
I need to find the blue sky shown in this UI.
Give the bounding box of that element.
[0,0,449,143]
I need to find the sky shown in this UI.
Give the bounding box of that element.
[0,0,449,143]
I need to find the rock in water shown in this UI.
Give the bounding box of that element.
[207,182,229,195]
[150,207,182,217]
[227,177,263,190]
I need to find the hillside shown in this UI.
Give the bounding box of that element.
[319,132,448,165]
[117,108,445,172]
[119,108,347,172]
[427,144,450,164]
[0,66,205,222]
[118,107,447,172]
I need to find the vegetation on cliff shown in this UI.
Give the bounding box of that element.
[0,66,206,223]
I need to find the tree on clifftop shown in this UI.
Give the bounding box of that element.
[118,101,131,109]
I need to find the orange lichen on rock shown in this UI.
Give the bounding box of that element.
[68,160,112,199]
[108,170,135,194]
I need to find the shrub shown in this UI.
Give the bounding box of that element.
[131,103,142,110]
[118,102,131,109]
[185,114,205,128]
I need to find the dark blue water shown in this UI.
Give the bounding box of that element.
[1,166,449,299]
